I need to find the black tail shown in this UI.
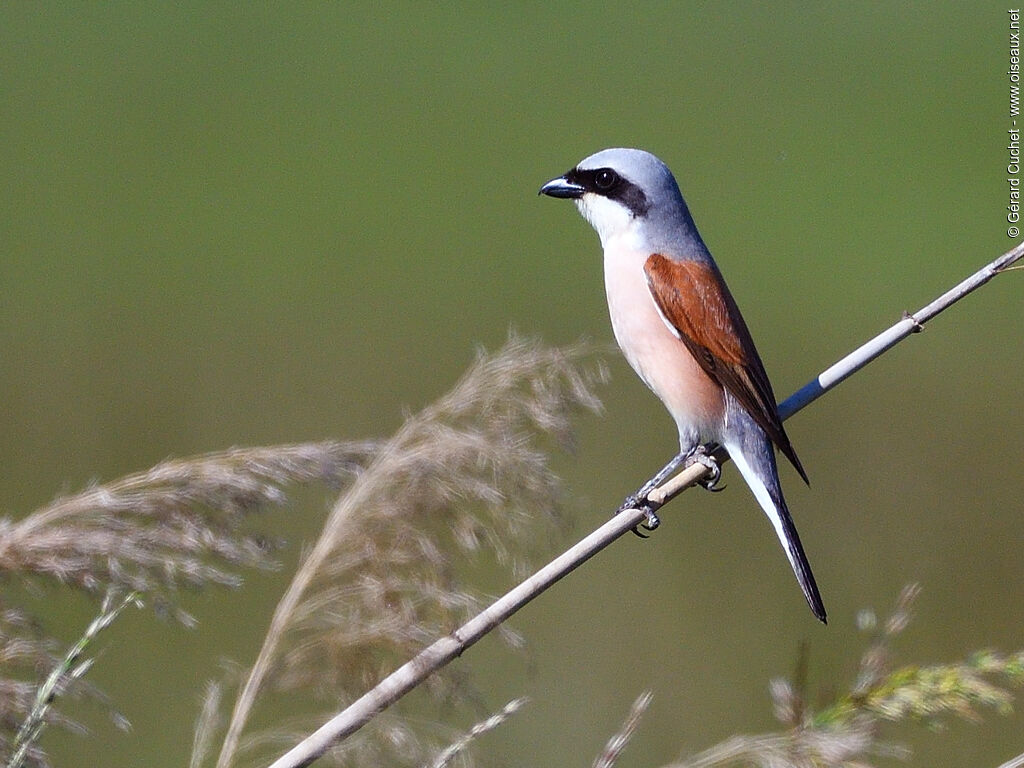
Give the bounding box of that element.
[727,439,827,623]
[771,490,827,623]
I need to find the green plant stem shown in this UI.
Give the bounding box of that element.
[6,591,139,768]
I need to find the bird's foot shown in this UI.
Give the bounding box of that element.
[684,448,724,492]
[630,506,661,538]
[640,506,660,530]
[617,493,662,538]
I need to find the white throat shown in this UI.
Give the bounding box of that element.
[575,193,642,249]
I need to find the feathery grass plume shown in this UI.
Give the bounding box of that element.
[666,722,884,768]
[0,601,128,768]
[191,682,225,768]
[426,697,528,768]
[0,441,379,623]
[3,591,139,768]
[0,442,374,767]
[593,690,653,768]
[211,336,605,768]
[0,604,77,768]
[663,585,1024,768]
[819,584,1024,728]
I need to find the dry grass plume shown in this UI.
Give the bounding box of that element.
[210,336,605,768]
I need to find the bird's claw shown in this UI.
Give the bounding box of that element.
[685,451,724,492]
[629,506,661,538]
[640,506,660,530]
[617,493,662,538]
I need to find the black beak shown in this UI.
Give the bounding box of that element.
[538,175,585,199]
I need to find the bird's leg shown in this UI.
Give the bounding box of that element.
[618,444,725,537]
[621,452,689,510]
[683,444,724,492]
[618,450,694,537]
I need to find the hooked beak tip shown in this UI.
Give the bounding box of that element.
[538,176,585,199]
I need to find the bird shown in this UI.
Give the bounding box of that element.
[539,147,826,623]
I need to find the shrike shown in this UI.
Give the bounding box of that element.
[540,148,826,622]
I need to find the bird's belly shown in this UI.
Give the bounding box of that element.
[604,247,724,443]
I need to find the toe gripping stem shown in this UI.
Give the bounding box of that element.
[617,444,724,538]
[686,448,724,492]
[614,495,663,536]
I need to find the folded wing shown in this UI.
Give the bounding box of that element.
[643,253,808,484]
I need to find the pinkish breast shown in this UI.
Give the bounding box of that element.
[602,244,725,445]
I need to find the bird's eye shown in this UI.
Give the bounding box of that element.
[594,169,618,190]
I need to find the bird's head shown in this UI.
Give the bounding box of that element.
[539,148,688,247]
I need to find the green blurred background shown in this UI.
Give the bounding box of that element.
[2,3,1022,766]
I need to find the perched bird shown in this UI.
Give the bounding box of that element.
[540,148,826,622]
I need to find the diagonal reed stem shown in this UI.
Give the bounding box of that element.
[263,241,1024,768]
